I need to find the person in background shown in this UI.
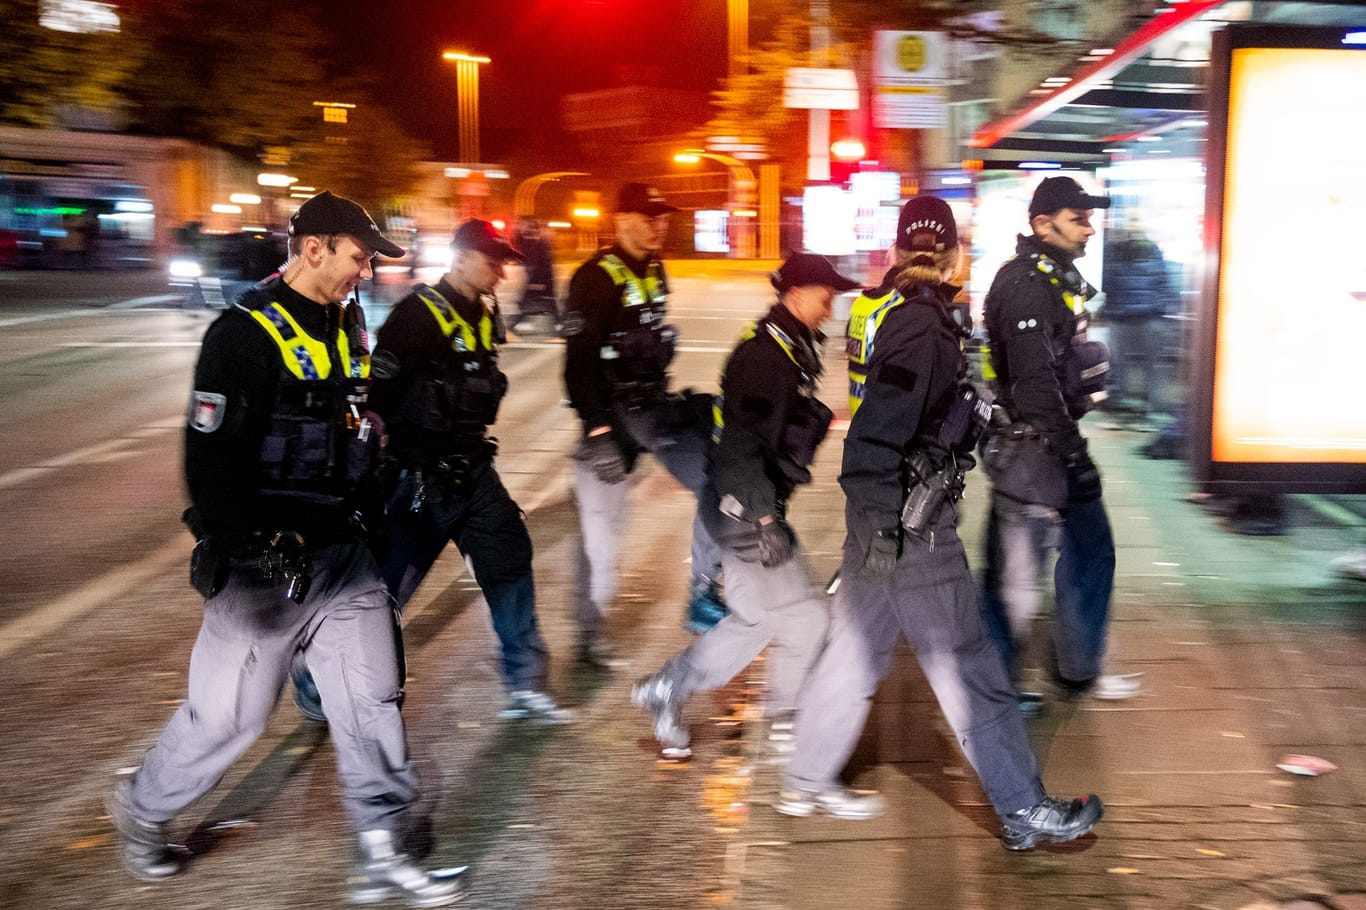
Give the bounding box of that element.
[631,254,852,758]
[1100,213,1175,427]
[509,216,559,334]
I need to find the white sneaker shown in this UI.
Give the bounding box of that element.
[499,690,574,725]
[1330,549,1366,582]
[1091,673,1143,700]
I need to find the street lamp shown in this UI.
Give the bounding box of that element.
[728,0,748,81]
[441,51,491,163]
[673,149,759,258]
[514,171,590,217]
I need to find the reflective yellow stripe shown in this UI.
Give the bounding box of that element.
[417,286,494,353]
[247,302,367,380]
[845,288,901,415]
[598,254,665,307]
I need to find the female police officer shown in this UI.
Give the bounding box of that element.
[630,254,855,757]
[778,196,1105,852]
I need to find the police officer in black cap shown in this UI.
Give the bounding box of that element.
[561,182,727,666]
[107,190,466,905]
[978,175,1141,709]
[778,196,1105,853]
[631,253,850,757]
[368,218,570,723]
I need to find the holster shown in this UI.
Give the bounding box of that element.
[980,420,1067,510]
[189,538,229,599]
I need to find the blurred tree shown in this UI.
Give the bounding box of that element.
[0,0,148,129]
[121,0,326,153]
[117,0,430,211]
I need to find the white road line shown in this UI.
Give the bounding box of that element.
[0,424,178,491]
[59,341,204,348]
[0,535,192,660]
[0,424,573,658]
[0,309,91,329]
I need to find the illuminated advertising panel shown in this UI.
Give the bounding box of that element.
[693,210,729,254]
[1194,25,1366,491]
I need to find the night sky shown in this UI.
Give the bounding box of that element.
[333,0,740,160]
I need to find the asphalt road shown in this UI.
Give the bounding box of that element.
[0,262,800,910]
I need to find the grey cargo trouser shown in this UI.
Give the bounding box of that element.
[572,403,722,633]
[786,507,1046,817]
[665,545,828,713]
[126,540,421,834]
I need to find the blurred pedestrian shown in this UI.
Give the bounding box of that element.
[779,196,1104,853]
[107,191,465,905]
[561,183,728,667]
[509,216,559,333]
[366,219,570,724]
[631,254,851,757]
[1100,214,1175,424]
[978,176,1141,711]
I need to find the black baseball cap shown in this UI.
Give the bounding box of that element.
[1028,176,1112,219]
[771,253,861,294]
[288,190,405,258]
[452,219,524,262]
[896,195,958,253]
[616,183,679,216]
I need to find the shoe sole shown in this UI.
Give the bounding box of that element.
[774,799,884,820]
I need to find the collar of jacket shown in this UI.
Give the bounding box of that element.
[1016,232,1078,270]
[767,301,825,372]
[265,275,337,338]
[433,276,487,326]
[606,244,656,276]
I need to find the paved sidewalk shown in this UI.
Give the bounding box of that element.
[733,423,1366,910]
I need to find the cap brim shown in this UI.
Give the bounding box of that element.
[630,203,679,216]
[356,229,405,259]
[1081,194,1112,210]
[493,241,526,262]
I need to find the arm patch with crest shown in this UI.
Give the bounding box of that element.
[189,391,227,433]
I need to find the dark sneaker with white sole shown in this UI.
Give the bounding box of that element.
[775,786,886,820]
[1001,794,1103,851]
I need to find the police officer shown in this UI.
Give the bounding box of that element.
[562,183,726,666]
[978,176,1141,707]
[779,197,1104,852]
[106,191,465,905]
[631,254,850,756]
[369,218,569,723]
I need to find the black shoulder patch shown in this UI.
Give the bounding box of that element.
[874,363,918,392]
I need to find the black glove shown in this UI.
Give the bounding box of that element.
[1064,451,1102,503]
[580,429,627,484]
[756,518,797,568]
[862,528,901,576]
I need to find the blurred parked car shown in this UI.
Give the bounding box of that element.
[169,227,288,307]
